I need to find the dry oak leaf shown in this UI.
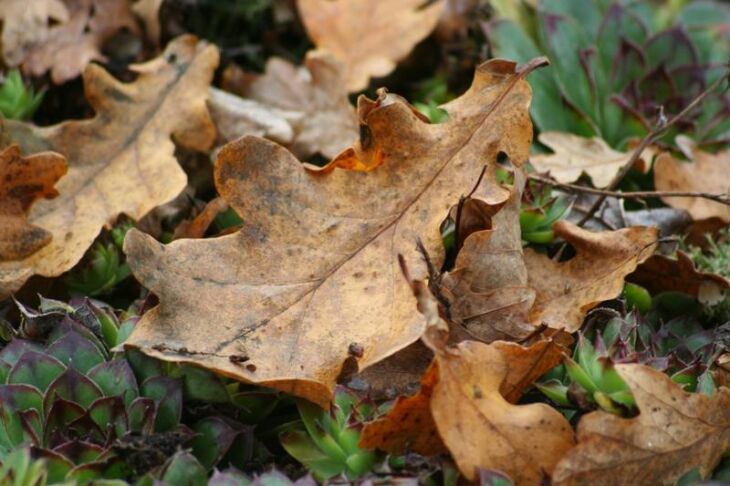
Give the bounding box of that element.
[22,0,140,84]
[227,51,358,159]
[0,0,69,67]
[629,251,730,303]
[359,275,566,463]
[121,58,544,406]
[359,362,446,456]
[0,145,67,261]
[553,364,730,486]
[171,197,229,241]
[297,0,445,92]
[441,170,538,342]
[0,35,218,298]
[208,87,298,147]
[530,132,654,188]
[524,221,657,332]
[132,0,163,46]
[654,135,730,223]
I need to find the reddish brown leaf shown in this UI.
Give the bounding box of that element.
[0,145,67,262]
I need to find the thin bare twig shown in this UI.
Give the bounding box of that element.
[575,68,730,226]
[528,174,730,207]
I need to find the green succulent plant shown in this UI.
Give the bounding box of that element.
[0,70,44,121]
[519,181,572,245]
[0,297,277,485]
[0,298,193,483]
[279,388,377,481]
[683,227,730,322]
[0,448,54,486]
[486,0,730,148]
[413,75,452,124]
[537,306,728,416]
[65,222,134,297]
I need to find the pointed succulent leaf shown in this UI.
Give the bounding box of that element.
[536,381,572,407]
[0,359,9,384]
[30,446,74,483]
[0,384,43,447]
[177,364,230,403]
[46,331,106,374]
[44,398,88,447]
[53,440,106,465]
[161,451,208,486]
[140,375,182,432]
[229,390,280,424]
[87,359,139,407]
[125,348,164,383]
[44,367,104,411]
[7,351,66,392]
[127,397,156,434]
[296,400,347,463]
[0,339,42,366]
[66,456,131,483]
[88,396,129,440]
[280,429,345,481]
[565,357,598,394]
[191,416,253,470]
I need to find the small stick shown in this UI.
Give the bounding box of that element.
[528,174,730,207]
[575,68,730,227]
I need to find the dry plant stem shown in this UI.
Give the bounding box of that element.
[529,174,730,207]
[576,68,730,227]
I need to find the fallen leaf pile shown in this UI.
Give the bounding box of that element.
[121,58,542,405]
[1,2,729,484]
[0,0,140,84]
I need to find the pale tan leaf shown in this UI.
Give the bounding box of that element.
[297,0,444,91]
[22,0,140,84]
[0,35,218,297]
[654,135,730,223]
[0,0,69,67]
[230,51,358,159]
[208,87,297,146]
[530,132,654,188]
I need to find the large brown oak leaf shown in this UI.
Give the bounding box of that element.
[122,58,545,406]
[553,364,730,486]
[0,35,217,298]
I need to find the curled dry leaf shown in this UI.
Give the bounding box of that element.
[297,0,445,92]
[629,251,730,301]
[0,0,69,67]
[225,52,358,159]
[654,136,730,223]
[122,58,545,406]
[524,221,657,332]
[0,35,218,298]
[530,132,654,188]
[208,87,297,146]
[441,170,538,342]
[359,362,447,456]
[0,145,67,262]
[430,338,574,484]
[553,364,730,486]
[21,0,141,84]
[360,274,568,473]
[172,198,229,240]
